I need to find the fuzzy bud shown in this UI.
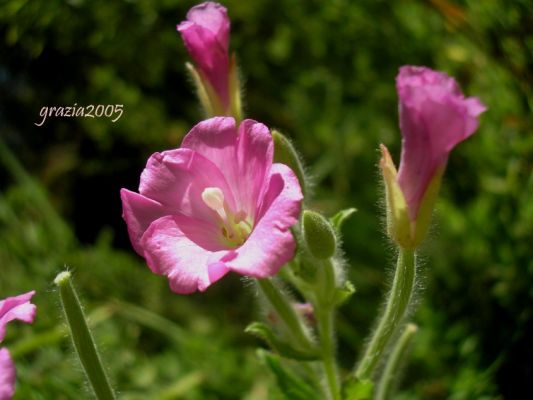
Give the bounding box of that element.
[302,210,336,260]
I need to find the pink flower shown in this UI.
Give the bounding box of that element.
[0,349,15,400]
[0,291,36,343]
[0,291,36,400]
[396,66,486,221]
[121,117,303,294]
[178,2,231,113]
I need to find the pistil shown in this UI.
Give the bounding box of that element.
[202,187,253,247]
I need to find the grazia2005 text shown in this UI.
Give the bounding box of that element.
[35,104,123,126]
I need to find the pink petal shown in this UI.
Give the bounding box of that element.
[120,189,168,255]
[177,2,230,108]
[140,215,231,294]
[122,148,237,255]
[0,291,36,343]
[0,348,15,400]
[396,65,486,220]
[138,148,236,221]
[182,118,273,218]
[235,120,274,219]
[181,117,239,182]
[186,2,229,48]
[225,163,303,278]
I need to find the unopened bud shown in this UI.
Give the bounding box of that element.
[302,210,336,259]
[379,144,443,249]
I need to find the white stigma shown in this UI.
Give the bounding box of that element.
[202,187,226,217]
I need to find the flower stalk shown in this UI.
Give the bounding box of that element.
[256,278,314,351]
[314,259,341,400]
[355,248,416,381]
[375,323,418,400]
[55,271,116,400]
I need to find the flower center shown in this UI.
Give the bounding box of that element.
[201,187,253,247]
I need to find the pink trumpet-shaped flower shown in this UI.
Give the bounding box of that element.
[0,291,36,400]
[396,66,487,221]
[121,117,303,294]
[178,2,232,112]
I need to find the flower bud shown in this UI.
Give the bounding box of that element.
[302,210,336,259]
[380,66,486,249]
[178,2,242,120]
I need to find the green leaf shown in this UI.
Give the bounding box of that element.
[334,281,356,306]
[245,322,319,361]
[258,350,321,400]
[330,208,357,231]
[344,378,374,400]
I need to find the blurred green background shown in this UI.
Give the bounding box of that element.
[1,0,532,398]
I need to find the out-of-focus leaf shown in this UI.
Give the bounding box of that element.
[258,350,320,400]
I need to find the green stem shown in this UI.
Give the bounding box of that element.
[257,278,314,350]
[315,260,341,400]
[316,307,341,400]
[376,323,418,400]
[355,248,416,380]
[55,271,116,400]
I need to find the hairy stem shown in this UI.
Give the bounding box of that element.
[315,260,341,400]
[257,278,314,350]
[55,271,116,400]
[376,323,418,400]
[355,248,416,380]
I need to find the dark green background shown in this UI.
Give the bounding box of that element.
[1,0,532,398]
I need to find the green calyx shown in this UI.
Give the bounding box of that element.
[185,54,243,122]
[379,144,443,249]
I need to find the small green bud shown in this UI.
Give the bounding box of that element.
[302,210,336,259]
[272,130,307,196]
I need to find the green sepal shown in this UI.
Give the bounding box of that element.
[344,378,374,400]
[302,210,337,260]
[272,130,307,196]
[379,144,412,248]
[245,322,319,361]
[187,55,243,121]
[258,349,321,400]
[330,207,357,231]
[185,62,224,117]
[228,53,243,123]
[333,281,356,306]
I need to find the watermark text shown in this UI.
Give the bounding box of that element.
[35,104,123,126]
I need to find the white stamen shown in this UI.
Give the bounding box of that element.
[202,187,254,247]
